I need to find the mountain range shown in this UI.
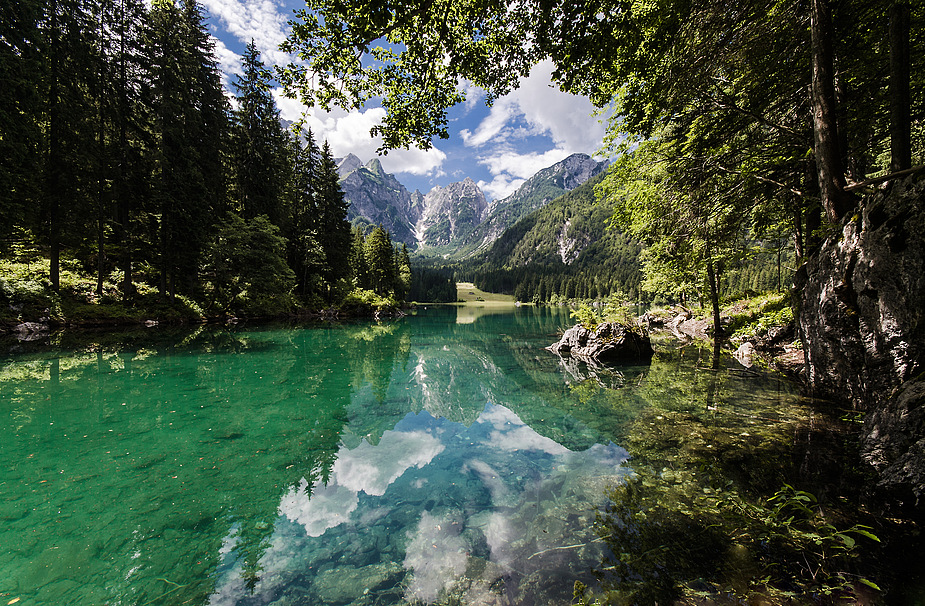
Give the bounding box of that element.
[336,152,608,259]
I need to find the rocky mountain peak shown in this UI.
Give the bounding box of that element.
[337,154,364,178]
[414,179,488,247]
[365,158,386,176]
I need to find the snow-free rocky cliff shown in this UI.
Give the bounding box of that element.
[797,175,925,500]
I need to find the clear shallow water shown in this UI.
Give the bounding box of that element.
[0,307,808,605]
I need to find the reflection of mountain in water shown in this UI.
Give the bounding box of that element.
[209,404,629,605]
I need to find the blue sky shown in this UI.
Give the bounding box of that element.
[199,0,606,201]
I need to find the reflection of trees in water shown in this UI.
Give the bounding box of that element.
[582,350,885,604]
[1,324,360,604]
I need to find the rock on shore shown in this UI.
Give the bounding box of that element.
[547,322,653,363]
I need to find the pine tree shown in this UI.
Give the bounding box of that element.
[231,40,289,226]
[40,0,98,290]
[364,225,396,297]
[286,130,324,298]
[314,140,352,298]
[395,244,411,301]
[145,0,229,299]
[0,0,44,245]
[348,226,369,290]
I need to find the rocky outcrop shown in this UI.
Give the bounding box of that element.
[460,153,607,255]
[338,155,420,247]
[547,322,654,363]
[861,377,925,498]
[797,175,925,498]
[415,177,487,247]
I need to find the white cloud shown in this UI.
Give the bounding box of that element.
[462,60,604,153]
[460,80,487,113]
[211,37,242,87]
[509,60,605,153]
[200,0,291,68]
[461,60,605,201]
[460,97,518,147]
[272,89,447,177]
[484,148,572,179]
[476,148,572,200]
[477,175,526,201]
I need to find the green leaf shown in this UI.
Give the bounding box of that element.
[851,528,881,542]
[835,533,855,549]
[858,578,881,591]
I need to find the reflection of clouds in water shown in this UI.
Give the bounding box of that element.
[477,403,522,429]
[491,424,569,455]
[479,402,570,454]
[479,511,517,571]
[279,479,359,537]
[220,404,629,605]
[279,428,444,537]
[464,459,511,506]
[335,429,445,496]
[403,511,469,603]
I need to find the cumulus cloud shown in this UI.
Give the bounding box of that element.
[211,37,242,87]
[272,89,448,177]
[476,148,572,200]
[463,60,606,200]
[476,175,526,201]
[199,0,291,67]
[508,61,605,152]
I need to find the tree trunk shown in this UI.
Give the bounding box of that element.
[890,2,912,173]
[706,258,723,340]
[810,0,850,223]
[46,0,62,292]
[117,0,134,299]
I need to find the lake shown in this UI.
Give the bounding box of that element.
[1,306,920,605]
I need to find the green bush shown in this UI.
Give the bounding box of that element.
[340,288,397,314]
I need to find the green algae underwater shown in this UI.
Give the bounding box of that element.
[0,307,921,605]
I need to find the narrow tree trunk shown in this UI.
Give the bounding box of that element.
[117,0,134,299]
[706,259,723,339]
[46,0,62,292]
[890,2,912,172]
[792,207,805,263]
[810,0,850,223]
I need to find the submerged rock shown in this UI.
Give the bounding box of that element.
[312,562,403,604]
[546,322,653,363]
[13,322,49,341]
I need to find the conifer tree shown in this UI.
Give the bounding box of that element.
[364,225,396,297]
[0,0,44,245]
[314,140,352,297]
[286,130,324,297]
[145,0,229,298]
[40,0,98,290]
[348,226,369,289]
[232,40,289,226]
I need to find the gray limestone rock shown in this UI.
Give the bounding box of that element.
[546,322,653,363]
[797,176,925,406]
[797,175,925,497]
[861,377,925,498]
[312,562,403,604]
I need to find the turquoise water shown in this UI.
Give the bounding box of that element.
[2,306,818,605]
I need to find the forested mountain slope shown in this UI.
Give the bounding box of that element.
[460,174,644,302]
[450,154,608,259]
